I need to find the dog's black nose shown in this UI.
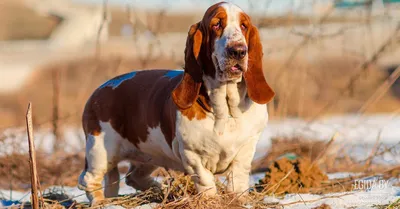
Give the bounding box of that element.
[227,45,247,60]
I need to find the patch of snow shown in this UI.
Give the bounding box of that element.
[102,205,126,209]
[134,203,159,209]
[256,114,400,161]
[0,126,85,156]
[327,172,361,180]
[272,186,400,209]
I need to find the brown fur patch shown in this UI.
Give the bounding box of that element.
[172,23,203,110]
[244,25,275,104]
[83,70,181,148]
[180,85,212,121]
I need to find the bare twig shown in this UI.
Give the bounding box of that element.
[276,5,336,77]
[308,132,338,171]
[26,103,41,209]
[358,65,400,114]
[52,69,61,152]
[364,130,382,171]
[281,192,355,206]
[127,3,165,68]
[96,0,109,55]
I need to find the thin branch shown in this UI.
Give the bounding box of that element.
[358,65,400,114]
[96,0,109,55]
[26,103,42,209]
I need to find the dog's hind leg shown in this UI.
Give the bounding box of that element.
[125,162,161,191]
[104,166,120,198]
[78,122,121,205]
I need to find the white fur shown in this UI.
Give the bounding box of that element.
[208,3,247,134]
[78,122,123,203]
[205,78,229,136]
[227,81,243,121]
[176,94,268,194]
[136,127,184,171]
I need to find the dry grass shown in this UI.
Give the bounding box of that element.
[255,157,329,195]
[311,204,332,209]
[0,152,84,191]
[1,136,399,208]
[253,136,400,174]
[252,136,326,173]
[33,167,398,209]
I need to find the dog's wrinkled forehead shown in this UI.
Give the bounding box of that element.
[220,3,244,42]
[201,2,248,38]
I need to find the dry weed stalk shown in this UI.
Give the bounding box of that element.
[52,68,62,153]
[127,4,165,68]
[358,65,400,114]
[96,0,109,55]
[26,103,43,209]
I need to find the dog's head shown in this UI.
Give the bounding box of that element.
[172,2,275,109]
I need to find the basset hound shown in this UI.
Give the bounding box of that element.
[78,1,274,204]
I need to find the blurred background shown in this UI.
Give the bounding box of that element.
[1,0,400,129]
[1,0,400,193]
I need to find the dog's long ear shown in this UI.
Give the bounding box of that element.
[244,25,275,104]
[172,22,203,109]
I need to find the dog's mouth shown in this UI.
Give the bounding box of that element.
[229,64,243,74]
[214,55,246,81]
[222,63,244,79]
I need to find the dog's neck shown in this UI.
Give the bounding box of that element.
[202,75,252,117]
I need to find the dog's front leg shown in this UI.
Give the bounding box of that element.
[210,82,229,136]
[227,81,243,129]
[226,136,258,194]
[182,150,217,195]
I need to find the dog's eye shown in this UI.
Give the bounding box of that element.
[241,23,247,31]
[213,20,221,30]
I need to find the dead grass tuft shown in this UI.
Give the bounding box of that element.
[312,203,332,209]
[159,193,244,209]
[252,136,326,173]
[255,157,328,195]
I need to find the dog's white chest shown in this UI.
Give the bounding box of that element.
[176,103,268,173]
